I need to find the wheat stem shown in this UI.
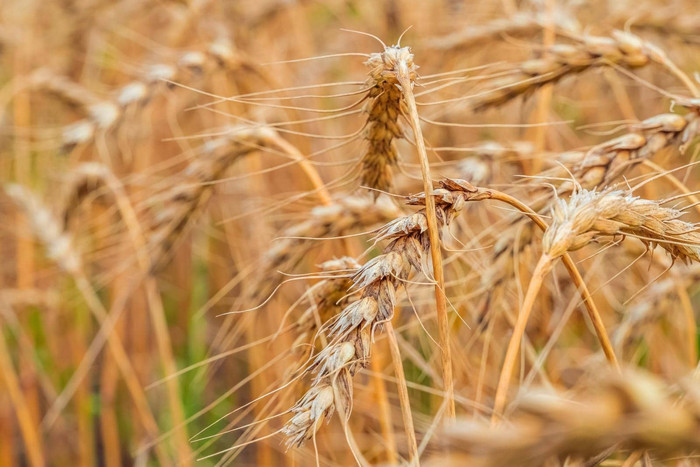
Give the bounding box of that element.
[492,253,553,423]
[73,273,172,465]
[386,322,420,465]
[398,68,456,421]
[370,352,398,464]
[0,318,45,467]
[676,282,697,366]
[560,255,619,368]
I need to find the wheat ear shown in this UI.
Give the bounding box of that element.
[284,179,492,453]
[360,47,408,193]
[470,31,664,111]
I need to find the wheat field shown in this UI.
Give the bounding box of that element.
[2,0,700,465]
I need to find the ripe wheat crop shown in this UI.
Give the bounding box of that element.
[2,1,700,466]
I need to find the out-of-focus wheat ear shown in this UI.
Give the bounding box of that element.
[148,125,331,272]
[61,162,113,229]
[470,31,659,111]
[560,112,700,194]
[6,184,82,275]
[430,370,700,466]
[28,71,120,150]
[613,268,700,365]
[3,184,173,465]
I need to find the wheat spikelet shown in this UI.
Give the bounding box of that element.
[360,46,416,193]
[429,370,700,466]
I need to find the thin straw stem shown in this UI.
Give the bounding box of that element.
[398,69,456,421]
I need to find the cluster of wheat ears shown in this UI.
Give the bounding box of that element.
[3,0,700,465]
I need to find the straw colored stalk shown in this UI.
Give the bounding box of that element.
[55,162,194,463]
[493,187,700,420]
[430,370,700,467]
[393,44,458,420]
